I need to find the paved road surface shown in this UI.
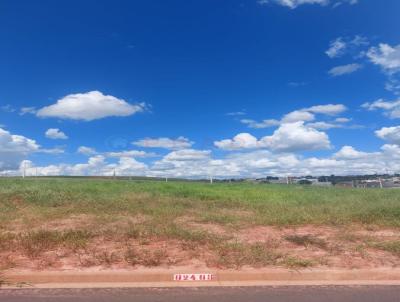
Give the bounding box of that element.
[1,286,399,302]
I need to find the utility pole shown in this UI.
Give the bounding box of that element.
[22,161,26,179]
[378,177,383,189]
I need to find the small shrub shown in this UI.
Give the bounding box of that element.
[374,241,400,257]
[212,242,282,269]
[0,233,15,252]
[0,272,6,288]
[285,234,327,249]
[140,249,168,267]
[212,241,247,268]
[248,243,283,267]
[125,227,142,239]
[282,256,314,269]
[124,247,140,265]
[95,251,120,266]
[19,230,63,258]
[18,229,93,258]
[62,230,92,251]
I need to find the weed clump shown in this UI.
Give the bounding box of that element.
[124,247,169,267]
[211,242,283,269]
[284,234,327,249]
[18,229,93,258]
[282,256,314,269]
[374,241,400,257]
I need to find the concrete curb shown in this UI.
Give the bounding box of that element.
[4,268,400,288]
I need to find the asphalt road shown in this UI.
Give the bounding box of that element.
[0,286,399,302]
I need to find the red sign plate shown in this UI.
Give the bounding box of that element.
[173,273,214,281]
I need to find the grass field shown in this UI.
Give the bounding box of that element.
[1,178,400,271]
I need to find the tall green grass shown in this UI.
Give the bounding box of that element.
[1,178,400,229]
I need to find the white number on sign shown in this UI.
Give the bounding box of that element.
[173,274,214,281]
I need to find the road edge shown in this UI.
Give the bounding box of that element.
[3,268,400,288]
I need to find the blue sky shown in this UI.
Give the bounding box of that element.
[1,0,400,178]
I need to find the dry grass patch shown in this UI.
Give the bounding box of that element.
[282,256,314,269]
[123,221,228,246]
[208,241,314,269]
[125,248,170,267]
[371,241,400,257]
[209,242,283,269]
[16,229,93,259]
[284,234,328,249]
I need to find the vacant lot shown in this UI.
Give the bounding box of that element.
[1,178,400,271]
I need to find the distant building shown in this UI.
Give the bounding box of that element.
[353,178,400,188]
[268,177,291,184]
[312,181,332,187]
[335,181,354,188]
[294,178,318,184]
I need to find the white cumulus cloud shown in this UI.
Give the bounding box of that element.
[258,0,329,9]
[19,107,36,115]
[335,117,351,123]
[36,91,147,121]
[259,121,331,152]
[281,110,315,123]
[214,133,259,150]
[305,104,347,115]
[77,146,98,156]
[367,43,400,73]
[240,119,280,129]
[45,128,68,140]
[306,121,342,130]
[362,99,400,119]
[333,146,370,159]
[132,136,193,150]
[362,43,400,94]
[164,149,211,161]
[326,35,368,58]
[326,37,347,58]
[215,122,331,152]
[328,63,362,76]
[258,0,359,8]
[303,104,347,115]
[375,126,400,145]
[77,146,156,158]
[105,150,156,158]
[0,127,39,171]
[241,104,347,129]
[19,155,148,177]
